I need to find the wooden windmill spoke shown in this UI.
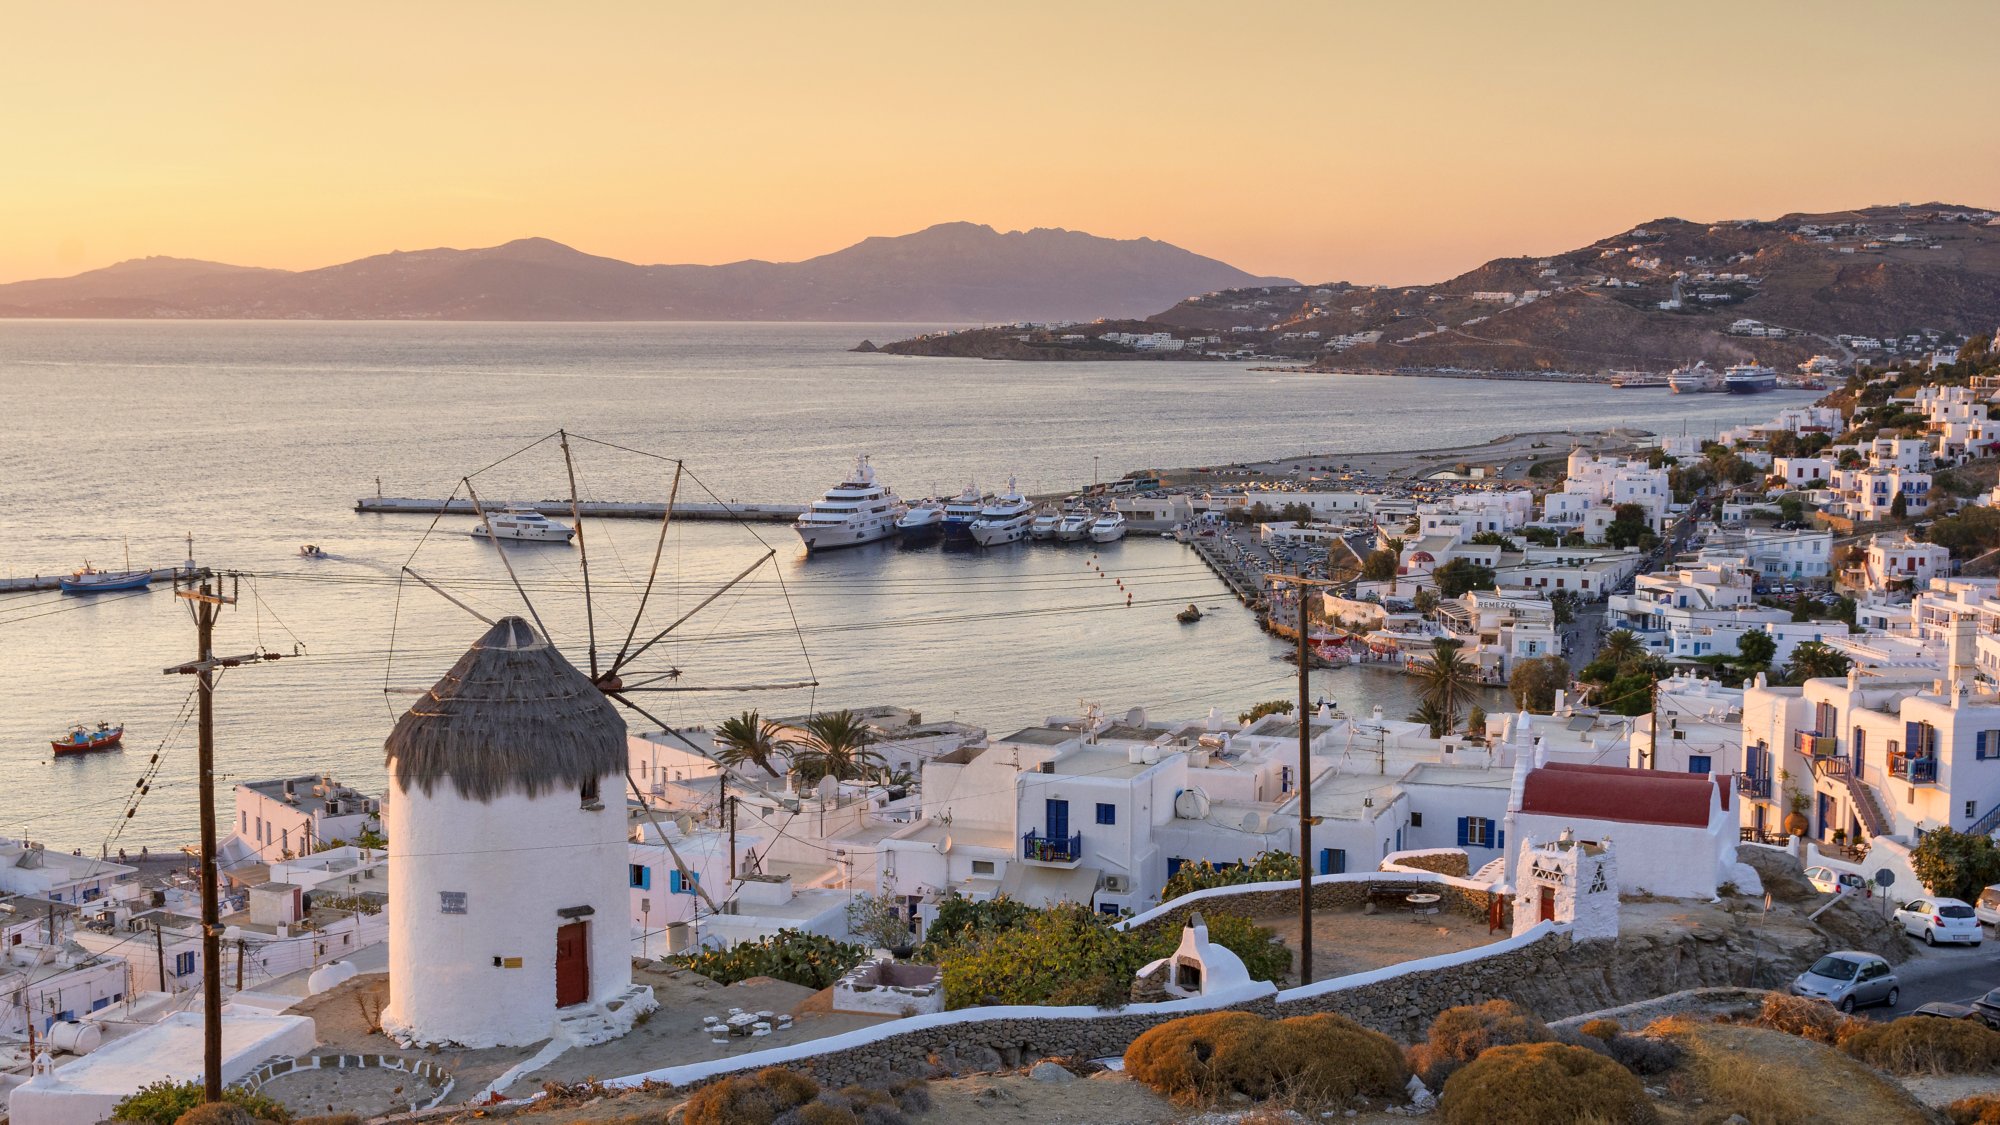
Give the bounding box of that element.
[400,567,496,626]
[606,549,774,678]
[618,679,819,693]
[610,459,682,675]
[605,691,711,756]
[559,429,599,678]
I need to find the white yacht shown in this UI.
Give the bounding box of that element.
[1089,506,1127,543]
[1056,506,1093,542]
[470,507,575,543]
[968,476,1035,546]
[941,484,992,543]
[895,498,945,541]
[794,456,907,552]
[1668,361,1722,394]
[1029,509,1062,540]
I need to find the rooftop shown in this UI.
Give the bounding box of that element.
[1400,763,1514,789]
[1049,747,1165,780]
[997,726,1079,747]
[1519,762,1724,829]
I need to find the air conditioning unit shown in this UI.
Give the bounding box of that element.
[1102,875,1129,893]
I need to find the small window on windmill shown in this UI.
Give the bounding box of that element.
[439,891,468,915]
[580,776,601,808]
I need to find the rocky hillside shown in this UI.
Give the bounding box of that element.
[0,224,1293,323]
[1148,202,2000,372]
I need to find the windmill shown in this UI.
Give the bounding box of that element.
[388,429,818,802]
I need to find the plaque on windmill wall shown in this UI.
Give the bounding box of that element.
[439,891,468,915]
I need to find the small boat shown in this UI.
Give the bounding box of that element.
[895,498,945,542]
[52,722,123,754]
[1089,507,1127,543]
[1056,506,1094,542]
[471,507,576,543]
[1177,604,1203,624]
[299,544,327,559]
[61,540,152,595]
[1029,509,1062,540]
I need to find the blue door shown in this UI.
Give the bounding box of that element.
[1816,792,1833,840]
[1045,798,1069,841]
[1688,755,1711,775]
[1318,848,1346,874]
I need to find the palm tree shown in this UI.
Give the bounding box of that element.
[711,710,790,778]
[789,709,885,786]
[1600,629,1644,669]
[1413,639,1479,733]
[1786,641,1851,683]
[1409,699,1452,738]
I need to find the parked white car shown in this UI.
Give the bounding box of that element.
[1893,897,1984,946]
[1805,866,1867,896]
[1975,885,2000,928]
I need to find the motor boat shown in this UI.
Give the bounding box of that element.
[299,544,327,559]
[941,484,992,542]
[968,476,1035,546]
[1056,506,1093,542]
[895,498,945,542]
[53,722,123,754]
[470,507,576,543]
[1029,509,1062,540]
[1089,507,1127,543]
[794,456,906,552]
[59,566,152,595]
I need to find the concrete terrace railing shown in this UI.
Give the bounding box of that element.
[596,870,1552,1095]
[1115,867,1512,934]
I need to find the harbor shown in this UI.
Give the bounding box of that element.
[0,565,204,594]
[354,496,803,521]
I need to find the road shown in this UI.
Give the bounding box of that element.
[1861,934,2000,1019]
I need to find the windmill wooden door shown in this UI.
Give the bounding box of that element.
[555,922,589,1008]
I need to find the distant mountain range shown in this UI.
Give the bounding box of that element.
[0,223,1294,323]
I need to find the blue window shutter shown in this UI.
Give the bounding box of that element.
[640,867,651,891]
[1907,720,1921,757]
[1456,817,1470,847]
[668,870,683,894]
[1496,828,1506,852]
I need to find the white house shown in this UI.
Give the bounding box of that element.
[0,843,133,907]
[1508,761,1739,898]
[1846,533,1952,597]
[224,774,381,867]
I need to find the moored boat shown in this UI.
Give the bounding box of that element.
[59,566,152,595]
[1089,506,1127,543]
[52,722,123,754]
[470,507,576,543]
[941,483,992,543]
[794,456,906,552]
[1668,361,1721,394]
[968,476,1034,547]
[1029,509,1062,540]
[1723,363,1779,394]
[1056,506,1093,542]
[894,498,945,542]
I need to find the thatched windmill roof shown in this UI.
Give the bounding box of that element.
[385,616,627,803]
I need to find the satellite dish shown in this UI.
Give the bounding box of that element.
[1872,868,1895,888]
[939,834,954,855]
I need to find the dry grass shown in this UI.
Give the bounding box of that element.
[1577,1018,1622,1041]
[1668,1022,1933,1125]
[1435,1042,1655,1125]
[1946,1094,2000,1124]
[1841,1017,2000,1076]
[1122,1010,1407,1108]
[1409,999,1554,1088]
[1689,1049,1817,1125]
[682,1067,819,1125]
[1753,993,1863,1045]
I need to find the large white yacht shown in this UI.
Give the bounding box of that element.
[1089,506,1127,543]
[794,456,907,552]
[941,483,992,543]
[968,476,1035,546]
[470,507,575,543]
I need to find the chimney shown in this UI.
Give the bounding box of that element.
[1949,613,1977,699]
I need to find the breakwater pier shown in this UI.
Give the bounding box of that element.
[355,497,803,522]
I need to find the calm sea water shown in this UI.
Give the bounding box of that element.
[0,321,1810,851]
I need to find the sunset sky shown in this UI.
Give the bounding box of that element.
[7,1,1997,287]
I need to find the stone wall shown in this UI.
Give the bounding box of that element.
[1383,849,1470,877]
[1124,870,1509,933]
[239,1051,455,1112]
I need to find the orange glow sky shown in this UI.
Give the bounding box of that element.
[6,1,1997,287]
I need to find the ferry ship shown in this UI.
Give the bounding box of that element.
[794,456,907,552]
[1668,361,1722,394]
[1723,363,1779,394]
[1609,370,1670,389]
[968,477,1035,546]
[940,484,992,543]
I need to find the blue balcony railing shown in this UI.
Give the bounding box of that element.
[1891,756,1938,784]
[1737,773,1772,799]
[1022,831,1082,863]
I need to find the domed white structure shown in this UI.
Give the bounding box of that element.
[382,616,654,1048]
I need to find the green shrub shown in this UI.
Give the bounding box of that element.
[1841,1016,2000,1075]
[1161,850,1301,903]
[1437,1042,1657,1125]
[111,1081,290,1125]
[669,929,867,989]
[1410,999,1554,1087]
[683,1067,820,1125]
[917,893,1035,959]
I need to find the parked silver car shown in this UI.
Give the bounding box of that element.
[1791,951,1900,1013]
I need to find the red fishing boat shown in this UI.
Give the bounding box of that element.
[52,722,123,754]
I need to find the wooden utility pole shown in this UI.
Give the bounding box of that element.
[727,796,739,881]
[1265,573,1335,987]
[162,575,286,1103]
[153,918,166,996]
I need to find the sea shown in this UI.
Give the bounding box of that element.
[0,320,1817,853]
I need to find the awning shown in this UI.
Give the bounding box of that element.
[998,863,1102,907]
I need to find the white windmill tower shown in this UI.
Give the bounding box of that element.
[382,431,818,1047]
